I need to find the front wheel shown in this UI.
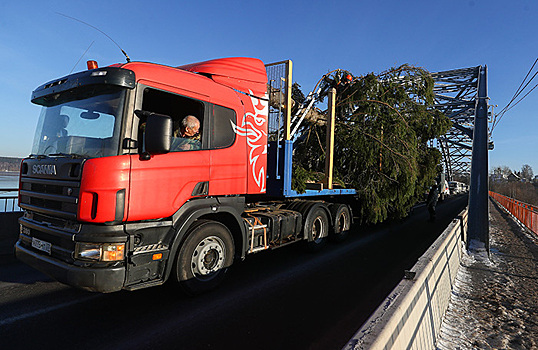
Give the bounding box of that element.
[173,220,235,295]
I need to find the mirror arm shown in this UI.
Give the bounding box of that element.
[139,152,151,161]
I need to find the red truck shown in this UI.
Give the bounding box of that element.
[16,57,356,294]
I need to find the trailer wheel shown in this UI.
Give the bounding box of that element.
[305,206,329,252]
[173,220,234,295]
[330,204,351,242]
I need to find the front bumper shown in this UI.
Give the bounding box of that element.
[15,242,125,293]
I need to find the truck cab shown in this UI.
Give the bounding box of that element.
[16,58,269,293]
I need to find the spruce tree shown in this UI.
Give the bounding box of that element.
[293,65,451,223]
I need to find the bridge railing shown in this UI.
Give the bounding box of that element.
[489,191,538,235]
[344,208,468,350]
[0,188,21,213]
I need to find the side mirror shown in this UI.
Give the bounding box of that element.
[144,113,172,156]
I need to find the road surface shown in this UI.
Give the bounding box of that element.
[0,195,468,350]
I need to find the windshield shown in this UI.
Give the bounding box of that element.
[31,88,126,158]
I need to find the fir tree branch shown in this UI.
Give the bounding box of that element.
[359,99,409,128]
[356,128,414,169]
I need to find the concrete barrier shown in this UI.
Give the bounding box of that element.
[0,212,23,261]
[344,208,468,350]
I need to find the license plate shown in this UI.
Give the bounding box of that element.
[32,237,52,255]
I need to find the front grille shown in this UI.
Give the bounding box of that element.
[19,177,79,220]
[28,182,64,195]
[18,158,85,263]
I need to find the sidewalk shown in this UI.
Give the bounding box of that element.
[437,199,538,349]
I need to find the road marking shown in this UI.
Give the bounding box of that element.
[0,295,100,327]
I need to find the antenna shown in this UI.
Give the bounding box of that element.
[56,12,131,63]
[70,41,95,73]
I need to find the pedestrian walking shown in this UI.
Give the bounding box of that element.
[427,182,439,222]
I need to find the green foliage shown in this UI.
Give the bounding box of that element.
[293,64,451,223]
[292,164,311,194]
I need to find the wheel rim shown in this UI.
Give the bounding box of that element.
[191,236,226,280]
[337,211,349,232]
[312,215,326,243]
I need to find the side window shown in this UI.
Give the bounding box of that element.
[139,88,205,152]
[211,104,236,149]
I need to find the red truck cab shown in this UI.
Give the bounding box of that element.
[16,58,271,293]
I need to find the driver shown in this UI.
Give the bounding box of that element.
[172,115,201,151]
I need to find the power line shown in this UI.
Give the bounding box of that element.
[498,69,538,117]
[502,80,538,114]
[493,58,538,131]
[501,58,538,111]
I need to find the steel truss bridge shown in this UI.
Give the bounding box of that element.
[432,66,491,181]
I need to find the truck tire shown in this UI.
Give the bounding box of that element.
[305,205,329,252]
[286,200,310,214]
[173,220,234,295]
[330,204,351,243]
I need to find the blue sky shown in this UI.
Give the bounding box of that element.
[1,0,537,174]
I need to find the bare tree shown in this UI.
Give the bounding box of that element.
[491,165,512,181]
[521,164,534,181]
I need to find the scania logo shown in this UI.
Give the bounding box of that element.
[32,164,57,175]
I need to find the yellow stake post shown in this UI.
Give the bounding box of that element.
[285,60,293,141]
[324,88,336,189]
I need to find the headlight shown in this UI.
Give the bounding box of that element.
[76,242,125,261]
[78,243,101,260]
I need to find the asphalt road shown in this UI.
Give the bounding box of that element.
[0,195,468,350]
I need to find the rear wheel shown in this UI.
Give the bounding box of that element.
[305,206,329,252]
[330,204,351,242]
[173,220,234,295]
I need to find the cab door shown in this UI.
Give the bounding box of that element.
[127,84,210,221]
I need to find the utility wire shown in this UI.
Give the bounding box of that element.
[493,73,538,131]
[493,57,538,131]
[502,80,538,114]
[500,58,538,113]
[497,68,538,119]
[495,59,538,121]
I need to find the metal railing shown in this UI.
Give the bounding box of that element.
[489,191,538,235]
[0,188,21,212]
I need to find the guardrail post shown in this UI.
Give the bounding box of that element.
[467,65,489,253]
